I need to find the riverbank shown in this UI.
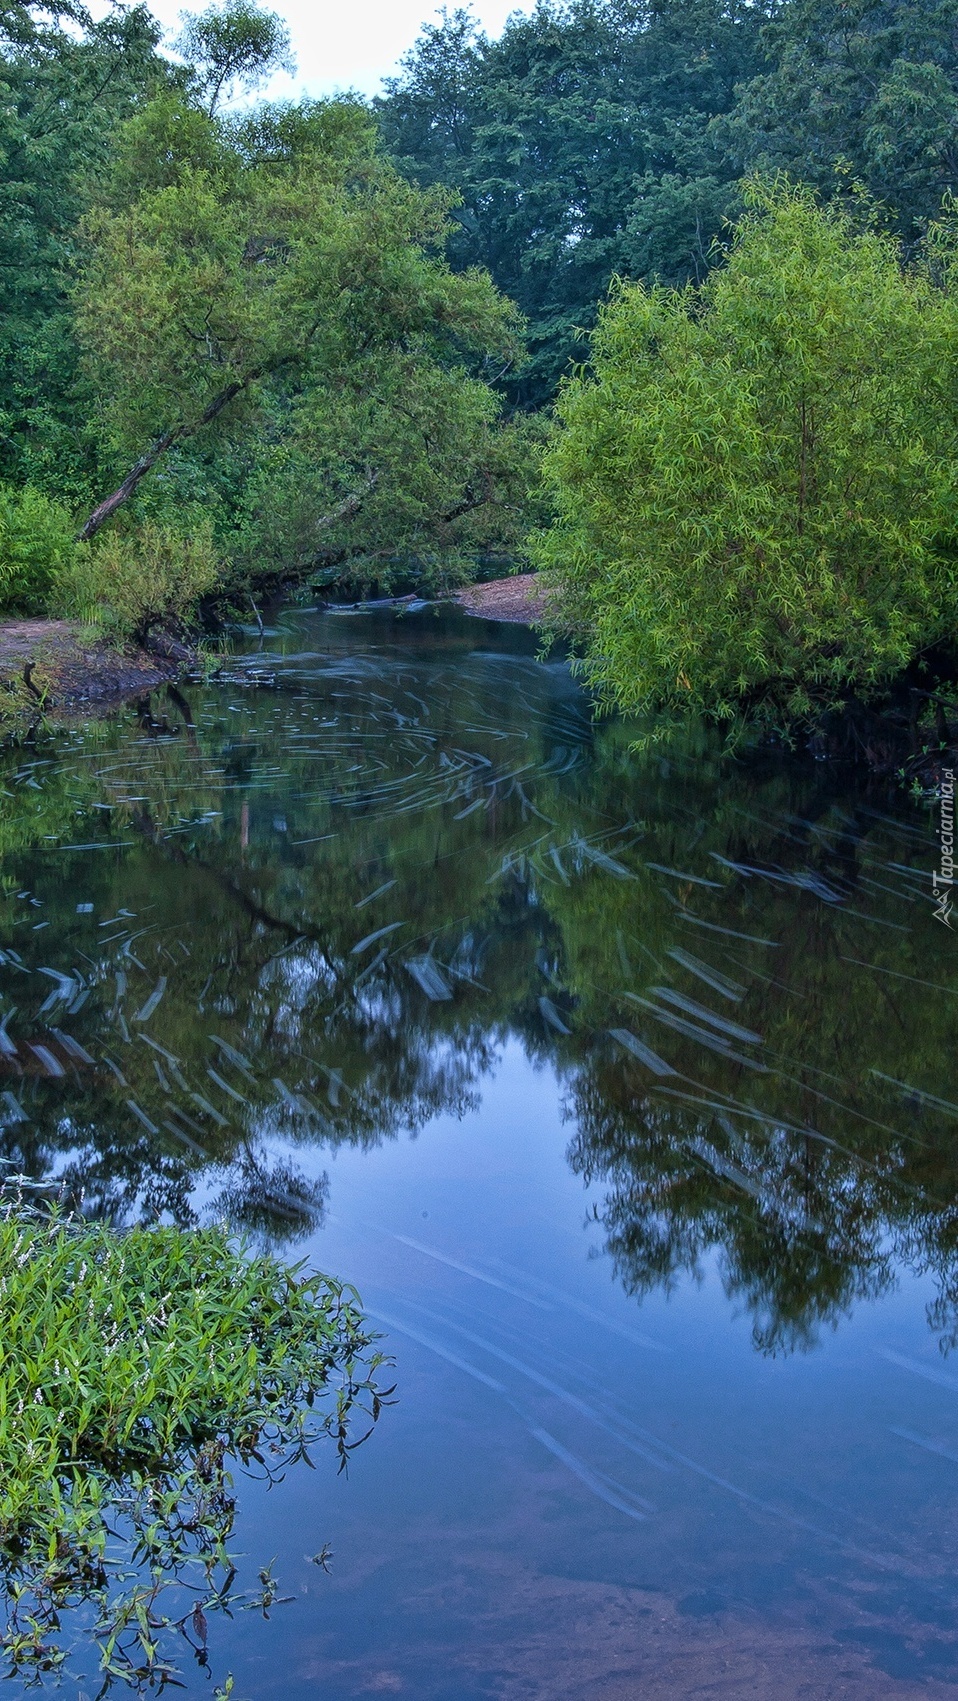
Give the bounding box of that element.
[0,620,185,717]
[455,572,547,624]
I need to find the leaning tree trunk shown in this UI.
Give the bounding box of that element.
[78,376,251,541]
[79,434,176,540]
[79,365,379,556]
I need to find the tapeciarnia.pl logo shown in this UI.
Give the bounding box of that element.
[933,768,955,928]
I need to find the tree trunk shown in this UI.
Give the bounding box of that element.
[78,376,251,541]
[78,435,176,540]
[295,472,380,570]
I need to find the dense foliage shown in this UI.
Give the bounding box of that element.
[0,1,166,497]
[724,0,958,242]
[76,95,528,585]
[379,0,958,407]
[0,1208,385,1685]
[0,0,532,620]
[377,0,773,406]
[0,482,77,614]
[3,0,958,707]
[535,183,958,723]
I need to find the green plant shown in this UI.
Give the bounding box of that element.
[376,0,770,408]
[535,179,958,726]
[0,1200,388,1687]
[0,482,78,615]
[74,93,524,571]
[60,518,222,640]
[174,0,294,116]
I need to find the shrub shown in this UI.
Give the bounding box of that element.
[534,180,958,725]
[0,483,78,615]
[60,518,221,641]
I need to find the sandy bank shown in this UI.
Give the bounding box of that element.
[455,573,548,624]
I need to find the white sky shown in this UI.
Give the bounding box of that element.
[141,0,536,101]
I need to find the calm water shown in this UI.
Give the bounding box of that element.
[2,604,958,1698]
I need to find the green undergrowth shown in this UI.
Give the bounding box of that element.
[0,1202,389,1690]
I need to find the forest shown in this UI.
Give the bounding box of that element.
[3,0,958,720]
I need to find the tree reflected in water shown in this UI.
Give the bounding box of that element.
[0,608,954,1363]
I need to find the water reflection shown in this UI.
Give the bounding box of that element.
[0,606,952,1364]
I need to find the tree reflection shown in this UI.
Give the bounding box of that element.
[0,610,954,1352]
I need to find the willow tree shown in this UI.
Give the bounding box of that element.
[75,95,527,573]
[535,181,958,723]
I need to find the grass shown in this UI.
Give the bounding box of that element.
[0,1206,388,1690]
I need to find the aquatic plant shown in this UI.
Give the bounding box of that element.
[0,1201,388,1688]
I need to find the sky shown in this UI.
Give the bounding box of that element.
[140,0,536,100]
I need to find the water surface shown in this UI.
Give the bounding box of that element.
[2,605,958,1698]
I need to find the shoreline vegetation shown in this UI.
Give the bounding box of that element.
[0,569,547,715]
[0,1197,389,1691]
[1,575,956,788]
[0,575,546,721]
[1,0,958,761]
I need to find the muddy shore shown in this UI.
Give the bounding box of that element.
[0,621,183,718]
[0,575,547,722]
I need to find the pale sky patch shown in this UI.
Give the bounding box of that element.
[131,1,536,102]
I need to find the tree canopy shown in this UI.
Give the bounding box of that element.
[173,0,294,114]
[377,0,773,406]
[377,0,958,405]
[74,94,529,581]
[0,2,167,496]
[725,0,958,243]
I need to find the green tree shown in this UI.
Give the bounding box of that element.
[0,3,169,498]
[723,0,958,244]
[534,181,958,724]
[73,96,528,583]
[0,0,91,47]
[377,0,772,406]
[173,0,295,115]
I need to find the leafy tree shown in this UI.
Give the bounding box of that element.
[723,0,958,243]
[534,181,958,724]
[73,96,528,583]
[377,0,772,405]
[377,0,958,404]
[173,0,295,115]
[0,3,170,498]
[0,0,90,47]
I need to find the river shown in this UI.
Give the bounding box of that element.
[1,603,957,1699]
